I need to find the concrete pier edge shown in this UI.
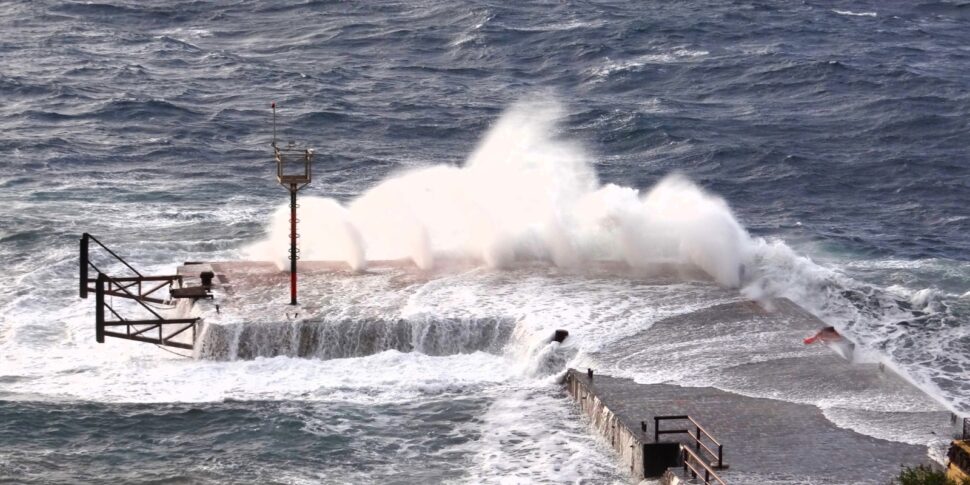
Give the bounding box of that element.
[562,367,950,483]
[564,368,649,478]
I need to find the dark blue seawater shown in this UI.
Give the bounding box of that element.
[0,398,487,483]
[1,1,969,483]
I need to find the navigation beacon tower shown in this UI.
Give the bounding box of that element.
[271,102,313,305]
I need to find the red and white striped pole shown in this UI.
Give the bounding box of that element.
[290,185,298,305]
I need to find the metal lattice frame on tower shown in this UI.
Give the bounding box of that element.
[271,102,313,305]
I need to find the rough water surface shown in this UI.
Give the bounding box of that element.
[1,1,969,484]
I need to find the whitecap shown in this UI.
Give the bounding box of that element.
[833,9,877,17]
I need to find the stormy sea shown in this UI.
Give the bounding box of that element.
[1,1,968,483]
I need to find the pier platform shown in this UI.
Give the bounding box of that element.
[567,299,955,484]
[175,260,516,359]
[79,235,961,483]
[95,254,956,483]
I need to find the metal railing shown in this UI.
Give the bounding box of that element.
[654,415,725,470]
[80,233,185,302]
[80,233,199,350]
[81,233,143,298]
[682,445,727,485]
[93,272,198,350]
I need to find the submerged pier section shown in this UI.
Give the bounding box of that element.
[175,261,515,360]
[565,299,954,484]
[566,369,941,484]
[79,239,959,483]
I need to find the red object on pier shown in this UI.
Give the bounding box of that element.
[804,326,842,345]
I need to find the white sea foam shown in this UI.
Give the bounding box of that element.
[246,197,366,271]
[508,19,607,33]
[160,28,213,40]
[737,237,970,416]
[833,9,877,17]
[457,385,626,484]
[247,100,751,287]
[590,49,709,78]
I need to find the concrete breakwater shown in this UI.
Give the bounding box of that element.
[169,262,955,482]
[564,298,955,484]
[197,316,513,360]
[564,369,651,478]
[564,368,948,484]
[177,261,518,360]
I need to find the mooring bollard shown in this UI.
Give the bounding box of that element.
[588,368,594,380]
[200,271,214,288]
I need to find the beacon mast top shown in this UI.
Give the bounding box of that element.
[272,102,313,188]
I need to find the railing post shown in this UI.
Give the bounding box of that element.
[718,444,723,468]
[655,417,660,443]
[695,425,702,454]
[95,273,105,343]
[80,234,89,298]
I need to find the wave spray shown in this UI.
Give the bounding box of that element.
[247,100,752,287]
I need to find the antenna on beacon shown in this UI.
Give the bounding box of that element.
[272,102,277,148]
[270,102,313,305]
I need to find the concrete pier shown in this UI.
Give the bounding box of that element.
[566,370,946,483]
[172,262,955,483]
[565,299,954,484]
[175,261,516,359]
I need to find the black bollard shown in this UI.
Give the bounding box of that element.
[552,329,569,343]
[200,271,214,288]
[588,368,593,380]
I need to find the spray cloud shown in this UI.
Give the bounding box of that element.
[247,100,752,287]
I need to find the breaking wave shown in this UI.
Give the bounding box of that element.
[247,100,752,287]
[243,99,969,413]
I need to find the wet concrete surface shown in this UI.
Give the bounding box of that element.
[572,299,952,484]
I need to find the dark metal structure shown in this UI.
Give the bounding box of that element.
[80,233,202,350]
[271,102,313,305]
[650,415,728,484]
[653,415,725,469]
